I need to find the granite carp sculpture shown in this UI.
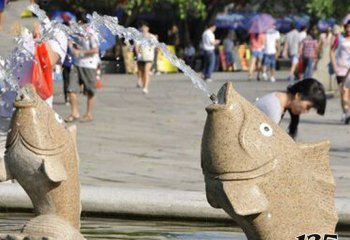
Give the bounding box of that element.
[201,82,338,239]
[0,84,84,240]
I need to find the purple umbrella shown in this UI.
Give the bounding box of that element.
[249,13,275,33]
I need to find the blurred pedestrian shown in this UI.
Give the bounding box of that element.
[0,0,8,31]
[201,22,220,82]
[330,17,350,124]
[248,32,265,80]
[65,26,100,123]
[255,78,326,139]
[223,31,235,71]
[299,25,307,42]
[283,23,302,81]
[61,19,72,104]
[296,25,308,79]
[135,21,156,94]
[62,46,73,105]
[313,25,335,92]
[184,39,195,68]
[261,26,280,82]
[151,34,160,75]
[328,25,341,82]
[167,23,180,53]
[299,26,320,79]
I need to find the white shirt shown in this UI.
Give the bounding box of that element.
[299,31,307,42]
[137,34,156,62]
[264,29,280,55]
[286,29,301,56]
[202,29,215,51]
[74,30,100,69]
[255,92,283,124]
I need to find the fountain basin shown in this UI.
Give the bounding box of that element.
[0,183,350,226]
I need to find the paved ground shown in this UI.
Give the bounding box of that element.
[51,71,350,200]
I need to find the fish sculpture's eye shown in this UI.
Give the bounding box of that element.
[259,123,273,137]
[54,112,64,124]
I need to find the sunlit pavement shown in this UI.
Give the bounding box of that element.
[52,71,350,200]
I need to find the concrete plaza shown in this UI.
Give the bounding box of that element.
[52,71,350,200]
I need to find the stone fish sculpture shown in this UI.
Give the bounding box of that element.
[0,84,84,240]
[201,82,338,239]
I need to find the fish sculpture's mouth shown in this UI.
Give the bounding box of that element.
[14,85,39,108]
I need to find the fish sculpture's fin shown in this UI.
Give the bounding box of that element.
[42,159,67,183]
[223,181,268,216]
[298,141,334,185]
[67,125,80,168]
[67,125,82,217]
[0,158,12,181]
[298,140,338,225]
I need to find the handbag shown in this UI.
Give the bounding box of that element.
[31,42,53,100]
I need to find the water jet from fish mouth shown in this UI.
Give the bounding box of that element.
[0,4,219,105]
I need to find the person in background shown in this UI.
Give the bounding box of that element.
[327,25,341,88]
[299,26,320,79]
[296,25,308,79]
[331,17,350,124]
[151,34,160,75]
[61,20,72,105]
[135,21,156,94]
[261,25,280,82]
[0,0,8,31]
[314,25,335,90]
[184,39,196,68]
[201,22,220,82]
[62,45,73,105]
[223,31,235,71]
[65,25,99,123]
[167,23,180,54]
[283,23,302,81]
[255,78,326,139]
[248,32,265,80]
[299,25,307,42]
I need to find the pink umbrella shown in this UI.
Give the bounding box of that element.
[249,13,275,33]
[343,14,350,25]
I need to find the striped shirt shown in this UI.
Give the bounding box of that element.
[302,36,318,59]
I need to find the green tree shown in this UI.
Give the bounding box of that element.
[307,0,350,21]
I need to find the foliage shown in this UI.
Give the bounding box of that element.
[307,0,350,21]
[124,0,207,20]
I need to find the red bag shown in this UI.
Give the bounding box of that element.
[31,42,53,100]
